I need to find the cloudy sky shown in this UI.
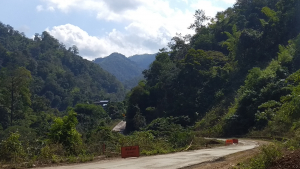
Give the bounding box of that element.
[0,0,235,60]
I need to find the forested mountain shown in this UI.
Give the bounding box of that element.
[1,0,300,167]
[128,53,157,70]
[93,52,142,82]
[125,0,300,138]
[93,53,152,89]
[0,22,126,129]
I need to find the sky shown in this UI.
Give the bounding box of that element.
[0,0,236,60]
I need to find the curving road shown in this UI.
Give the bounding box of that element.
[112,120,126,133]
[36,139,258,169]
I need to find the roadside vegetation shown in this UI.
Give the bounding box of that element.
[125,0,300,139]
[237,135,300,169]
[0,111,219,168]
[236,144,282,169]
[123,0,300,168]
[0,0,300,168]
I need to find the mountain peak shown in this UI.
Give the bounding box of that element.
[93,52,156,89]
[108,52,126,58]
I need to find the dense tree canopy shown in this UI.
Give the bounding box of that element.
[125,0,300,135]
[0,22,125,142]
[0,27,125,113]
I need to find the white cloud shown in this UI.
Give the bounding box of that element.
[41,0,195,35]
[41,0,234,60]
[36,4,55,12]
[36,5,44,12]
[47,24,107,60]
[47,6,55,11]
[47,24,162,60]
[181,0,189,4]
[219,0,237,4]
[41,0,142,13]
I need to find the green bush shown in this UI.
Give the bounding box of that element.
[0,132,26,163]
[48,110,82,155]
[86,126,121,155]
[241,144,282,169]
[74,103,109,132]
[146,117,186,137]
[39,143,65,162]
[169,131,193,148]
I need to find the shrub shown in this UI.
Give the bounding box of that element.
[169,131,193,148]
[48,110,82,155]
[39,143,65,162]
[241,144,282,169]
[86,126,121,155]
[0,132,26,163]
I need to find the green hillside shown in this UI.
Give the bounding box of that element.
[93,53,144,89]
[1,0,300,167]
[125,0,300,138]
[128,53,157,70]
[0,22,125,114]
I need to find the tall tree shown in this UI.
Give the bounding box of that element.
[0,67,32,126]
[221,25,241,58]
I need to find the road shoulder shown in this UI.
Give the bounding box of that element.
[182,140,269,169]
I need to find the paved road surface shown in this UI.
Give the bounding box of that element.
[112,121,126,132]
[37,139,258,169]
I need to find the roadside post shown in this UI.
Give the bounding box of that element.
[102,143,106,154]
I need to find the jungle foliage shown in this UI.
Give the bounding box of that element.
[125,0,300,138]
[1,0,300,167]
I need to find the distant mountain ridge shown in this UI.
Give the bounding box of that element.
[93,53,143,82]
[93,53,156,89]
[128,53,156,70]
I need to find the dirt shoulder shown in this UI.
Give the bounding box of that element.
[268,149,300,169]
[182,140,269,169]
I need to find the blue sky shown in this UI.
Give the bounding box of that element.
[0,0,235,60]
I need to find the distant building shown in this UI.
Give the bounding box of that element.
[94,100,109,108]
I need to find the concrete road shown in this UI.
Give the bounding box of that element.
[37,139,258,169]
[112,121,126,133]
